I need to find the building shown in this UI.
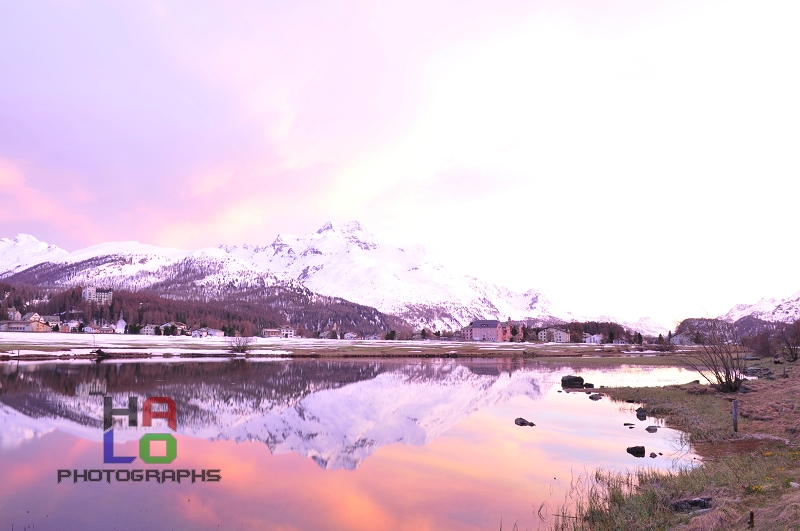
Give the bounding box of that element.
[6,308,21,321]
[471,320,501,341]
[192,328,208,338]
[585,334,603,344]
[0,320,51,332]
[82,286,113,305]
[343,332,360,340]
[141,324,157,335]
[670,333,694,346]
[61,320,81,333]
[261,328,281,338]
[159,322,187,335]
[538,328,570,343]
[40,315,61,328]
[280,326,295,339]
[207,328,225,337]
[22,312,42,322]
[115,314,127,334]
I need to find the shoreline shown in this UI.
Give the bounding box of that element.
[0,331,697,362]
[549,364,800,530]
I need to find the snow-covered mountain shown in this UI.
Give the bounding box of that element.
[0,234,68,275]
[225,221,552,329]
[720,291,800,324]
[0,222,668,331]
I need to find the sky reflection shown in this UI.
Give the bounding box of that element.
[0,360,697,530]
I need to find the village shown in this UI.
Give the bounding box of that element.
[0,286,680,345]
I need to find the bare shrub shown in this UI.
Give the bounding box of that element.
[776,320,800,362]
[228,336,254,354]
[684,320,745,392]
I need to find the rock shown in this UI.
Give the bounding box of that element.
[515,417,535,427]
[744,355,760,361]
[626,446,646,458]
[557,390,562,393]
[585,391,592,394]
[773,357,783,364]
[636,407,647,421]
[628,426,634,429]
[623,423,634,426]
[589,393,603,401]
[625,399,635,403]
[561,375,585,388]
[583,383,594,389]
[789,482,799,488]
[649,452,657,458]
[645,426,658,433]
[671,497,712,513]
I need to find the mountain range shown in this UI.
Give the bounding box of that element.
[719,291,800,324]
[11,222,789,335]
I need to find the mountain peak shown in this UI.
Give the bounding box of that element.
[316,220,368,235]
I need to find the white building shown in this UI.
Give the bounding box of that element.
[207,328,225,337]
[537,328,570,343]
[585,334,604,344]
[141,324,157,335]
[82,286,113,305]
[6,308,21,321]
[115,314,127,334]
[280,326,295,339]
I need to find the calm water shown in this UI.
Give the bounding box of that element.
[0,358,701,530]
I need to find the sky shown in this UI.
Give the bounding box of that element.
[0,0,798,326]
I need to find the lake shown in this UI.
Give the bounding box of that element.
[0,358,702,530]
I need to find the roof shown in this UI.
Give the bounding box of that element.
[471,320,500,328]
[22,312,38,319]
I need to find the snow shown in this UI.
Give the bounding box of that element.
[0,224,671,331]
[720,291,800,324]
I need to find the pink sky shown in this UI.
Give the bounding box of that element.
[1,0,799,322]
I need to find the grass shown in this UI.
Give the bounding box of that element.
[544,367,800,531]
[547,446,800,531]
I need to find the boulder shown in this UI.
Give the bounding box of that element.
[623,423,634,426]
[583,383,594,389]
[515,417,535,427]
[636,407,647,421]
[671,497,712,513]
[589,394,603,401]
[626,446,646,458]
[649,452,657,458]
[645,426,658,433]
[561,375,585,388]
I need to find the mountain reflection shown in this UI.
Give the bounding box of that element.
[0,359,548,469]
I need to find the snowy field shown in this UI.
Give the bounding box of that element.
[0,332,534,358]
[0,332,687,360]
